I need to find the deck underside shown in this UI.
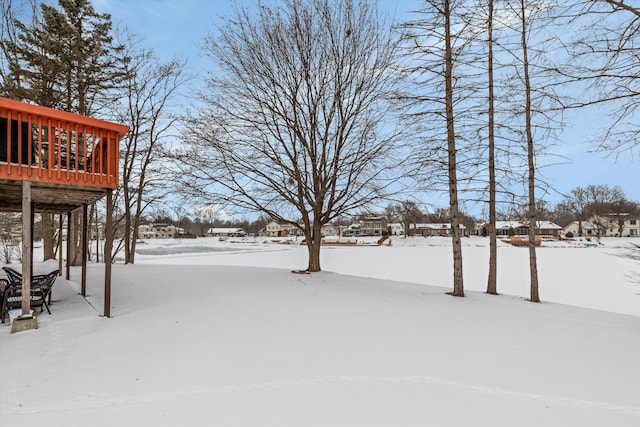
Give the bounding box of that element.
[0,179,107,213]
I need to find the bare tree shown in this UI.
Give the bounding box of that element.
[401,0,487,296]
[177,0,406,272]
[486,0,498,295]
[386,200,426,236]
[115,37,187,264]
[497,0,563,302]
[443,0,465,296]
[565,0,640,158]
[562,184,625,235]
[518,0,540,302]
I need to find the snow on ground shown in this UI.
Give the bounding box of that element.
[134,235,640,316]
[1,236,639,426]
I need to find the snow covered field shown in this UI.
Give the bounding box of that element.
[1,235,639,426]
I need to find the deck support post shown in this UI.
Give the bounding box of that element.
[66,211,71,280]
[13,180,37,333]
[58,214,63,276]
[81,203,88,296]
[104,189,113,318]
[21,180,32,316]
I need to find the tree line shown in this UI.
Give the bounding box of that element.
[2,0,638,302]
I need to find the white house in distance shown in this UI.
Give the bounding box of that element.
[264,221,307,237]
[388,223,404,236]
[264,221,290,237]
[138,223,184,239]
[493,221,527,236]
[563,215,639,238]
[478,220,562,239]
[344,216,389,237]
[600,215,639,237]
[408,223,468,237]
[263,221,339,238]
[562,220,597,237]
[590,214,638,237]
[206,227,246,238]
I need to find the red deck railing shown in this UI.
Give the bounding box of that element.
[0,97,128,189]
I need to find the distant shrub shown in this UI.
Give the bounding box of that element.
[509,235,541,247]
[565,231,573,238]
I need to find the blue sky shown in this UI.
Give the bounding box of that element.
[28,0,640,213]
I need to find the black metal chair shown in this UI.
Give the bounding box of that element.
[0,278,9,323]
[1,267,59,323]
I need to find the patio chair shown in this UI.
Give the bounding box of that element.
[1,267,59,323]
[2,266,21,284]
[0,278,8,323]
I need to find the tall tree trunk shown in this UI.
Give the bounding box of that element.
[306,219,322,272]
[520,0,540,303]
[130,214,139,264]
[69,210,83,266]
[42,213,55,260]
[123,178,134,264]
[86,204,94,262]
[124,207,132,264]
[444,0,464,297]
[486,0,498,295]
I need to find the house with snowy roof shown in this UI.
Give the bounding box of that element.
[408,223,468,237]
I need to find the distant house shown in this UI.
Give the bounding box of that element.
[343,216,388,237]
[138,223,184,239]
[588,214,640,237]
[343,223,361,236]
[388,223,404,236]
[206,227,246,238]
[408,223,468,237]
[494,221,528,236]
[533,221,563,239]
[563,220,597,237]
[265,221,289,237]
[479,220,562,239]
[263,221,336,238]
[264,221,305,237]
[321,223,338,237]
[360,216,388,236]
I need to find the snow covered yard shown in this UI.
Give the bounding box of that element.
[1,236,639,426]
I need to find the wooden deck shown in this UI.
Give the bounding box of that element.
[1,97,128,212]
[1,97,128,321]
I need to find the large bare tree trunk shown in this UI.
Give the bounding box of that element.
[444,0,464,297]
[305,219,322,272]
[486,0,498,295]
